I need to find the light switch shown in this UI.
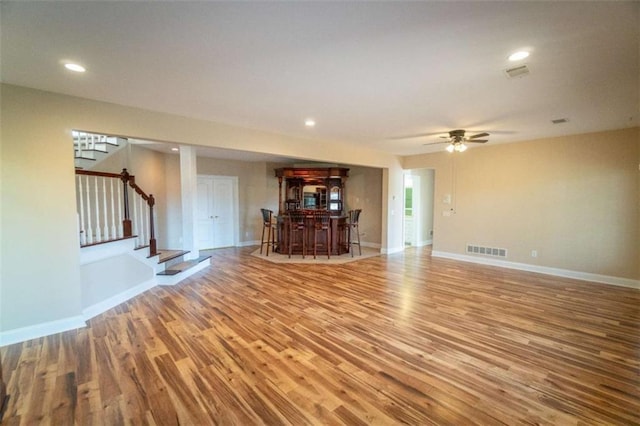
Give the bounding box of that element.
[443,194,451,204]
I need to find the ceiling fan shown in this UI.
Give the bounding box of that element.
[426,129,490,152]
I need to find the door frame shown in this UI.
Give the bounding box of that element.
[197,174,240,248]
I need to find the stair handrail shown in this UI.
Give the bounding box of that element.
[121,169,157,256]
[75,168,157,256]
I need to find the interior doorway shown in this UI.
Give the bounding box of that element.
[197,175,238,249]
[403,170,435,247]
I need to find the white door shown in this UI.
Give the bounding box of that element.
[197,176,236,249]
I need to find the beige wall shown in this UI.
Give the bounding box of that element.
[1,86,84,331]
[403,127,640,280]
[345,166,383,245]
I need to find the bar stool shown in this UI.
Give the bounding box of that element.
[260,208,277,256]
[288,210,307,258]
[312,210,331,259]
[347,209,362,257]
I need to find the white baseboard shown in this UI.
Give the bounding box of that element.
[0,315,87,347]
[82,278,157,321]
[432,251,640,289]
[238,240,260,247]
[414,239,433,247]
[381,246,404,255]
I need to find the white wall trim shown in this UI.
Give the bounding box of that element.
[381,246,405,255]
[82,278,157,321]
[0,315,87,347]
[238,240,260,247]
[414,239,433,247]
[432,251,640,289]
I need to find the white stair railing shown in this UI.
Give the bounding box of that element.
[75,168,158,256]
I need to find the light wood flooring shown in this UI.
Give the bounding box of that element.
[1,246,639,425]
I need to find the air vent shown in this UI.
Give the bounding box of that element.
[504,64,530,79]
[466,244,507,258]
[551,118,569,124]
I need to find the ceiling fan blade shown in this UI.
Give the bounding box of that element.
[388,131,447,140]
[468,132,489,139]
[423,141,451,146]
[467,139,488,143]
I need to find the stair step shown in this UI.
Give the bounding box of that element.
[157,250,190,264]
[157,255,211,276]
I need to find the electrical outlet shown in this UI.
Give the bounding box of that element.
[531,250,538,258]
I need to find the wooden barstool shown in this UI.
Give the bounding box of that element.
[288,210,307,258]
[312,210,331,259]
[260,208,277,256]
[347,209,362,257]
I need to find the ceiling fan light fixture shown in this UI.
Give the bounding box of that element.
[446,144,455,153]
[456,143,467,152]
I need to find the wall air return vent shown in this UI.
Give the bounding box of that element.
[504,64,530,79]
[466,244,507,258]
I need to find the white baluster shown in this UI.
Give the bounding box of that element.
[85,176,93,244]
[138,195,145,246]
[132,189,138,245]
[144,202,150,247]
[117,180,123,238]
[78,176,86,245]
[110,178,117,239]
[94,176,102,242]
[102,177,109,240]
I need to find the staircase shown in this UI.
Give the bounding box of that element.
[74,130,127,170]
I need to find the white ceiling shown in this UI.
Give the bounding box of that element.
[2,1,638,159]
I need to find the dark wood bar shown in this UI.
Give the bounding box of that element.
[277,213,349,255]
[274,167,350,255]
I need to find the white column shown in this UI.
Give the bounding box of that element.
[180,145,199,260]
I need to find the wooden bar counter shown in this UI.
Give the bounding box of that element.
[277,211,349,255]
[274,167,350,255]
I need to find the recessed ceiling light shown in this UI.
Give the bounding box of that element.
[171,147,179,152]
[508,51,530,62]
[64,63,86,73]
[304,119,316,128]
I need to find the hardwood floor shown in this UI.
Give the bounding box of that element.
[1,246,639,425]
